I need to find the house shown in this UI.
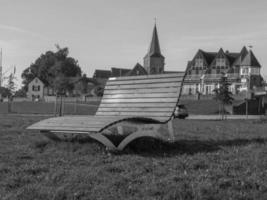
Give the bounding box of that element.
[27,77,45,101]
[183,47,263,95]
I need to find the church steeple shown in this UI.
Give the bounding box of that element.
[143,23,165,74]
[148,24,163,57]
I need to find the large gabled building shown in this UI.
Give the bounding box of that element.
[183,47,263,95]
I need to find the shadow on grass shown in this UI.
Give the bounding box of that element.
[40,133,267,157]
[122,137,267,157]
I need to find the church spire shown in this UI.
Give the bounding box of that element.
[148,24,162,57]
[143,23,165,74]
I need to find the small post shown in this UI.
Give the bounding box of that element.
[74,97,77,114]
[167,120,175,142]
[54,96,57,116]
[59,95,63,116]
[246,98,248,119]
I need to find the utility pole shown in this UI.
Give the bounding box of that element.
[0,49,2,87]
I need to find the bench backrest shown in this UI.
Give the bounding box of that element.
[96,72,185,123]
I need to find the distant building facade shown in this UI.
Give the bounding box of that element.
[27,77,45,101]
[91,24,264,97]
[183,47,263,95]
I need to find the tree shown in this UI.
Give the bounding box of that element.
[0,87,11,99]
[14,88,27,97]
[5,73,16,98]
[21,45,82,92]
[4,73,17,113]
[213,74,234,120]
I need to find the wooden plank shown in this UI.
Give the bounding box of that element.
[100,98,178,103]
[105,82,181,90]
[97,107,174,112]
[98,102,176,108]
[103,87,181,95]
[102,92,180,99]
[106,77,184,86]
[37,126,100,132]
[43,120,114,125]
[43,116,124,122]
[108,72,185,81]
[96,111,172,117]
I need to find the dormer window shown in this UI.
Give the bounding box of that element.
[216,58,225,67]
[195,58,203,68]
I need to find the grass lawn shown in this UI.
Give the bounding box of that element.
[0,102,98,115]
[0,115,267,199]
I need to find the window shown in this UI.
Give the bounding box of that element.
[216,58,225,67]
[250,68,260,75]
[32,85,40,91]
[241,67,249,75]
[195,58,203,68]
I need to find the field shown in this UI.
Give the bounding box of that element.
[0,115,267,199]
[0,102,99,115]
[0,99,221,115]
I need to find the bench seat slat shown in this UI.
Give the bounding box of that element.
[100,98,178,103]
[103,88,180,95]
[106,77,183,86]
[105,82,181,90]
[98,102,176,108]
[97,107,174,112]
[108,72,184,81]
[102,92,180,99]
[96,111,172,117]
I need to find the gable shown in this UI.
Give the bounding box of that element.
[210,48,231,67]
[126,63,148,76]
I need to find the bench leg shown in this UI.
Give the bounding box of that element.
[40,121,175,151]
[89,133,117,150]
[116,124,162,150]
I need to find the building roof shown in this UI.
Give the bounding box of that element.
[93,69,111,79]
[189,46,261,70]
[199,50,217,65]
[240,50,261,67]
[28,77,44,85]
[144,24,164,58]
[232,46,249,66]
[126,63,147,76]
[111,67,131,77]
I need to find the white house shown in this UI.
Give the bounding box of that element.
[27,77,45,101]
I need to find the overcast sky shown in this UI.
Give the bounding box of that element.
[1,0,267,86]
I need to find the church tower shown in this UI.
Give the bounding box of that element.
[143,24,165,74]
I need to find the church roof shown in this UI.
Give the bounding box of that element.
[111,67,131,77]
[93,69,111,79]
[126,63,148,76]
[145,24,164,58]
[240,50,261,67]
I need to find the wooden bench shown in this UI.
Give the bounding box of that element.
[27,72,185,150]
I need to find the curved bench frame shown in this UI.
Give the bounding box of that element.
[41,119,175,150]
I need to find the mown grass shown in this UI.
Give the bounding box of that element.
[0,115,267,199]
[0,102,98,115]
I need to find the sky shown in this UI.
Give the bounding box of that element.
[1,0,267,87]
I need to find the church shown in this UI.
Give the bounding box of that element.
[93,24,165,79]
